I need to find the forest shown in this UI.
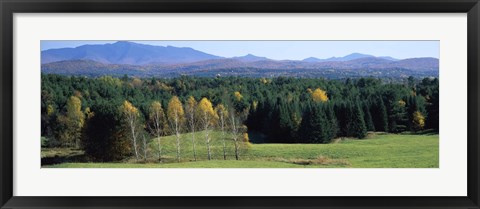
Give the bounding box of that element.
[41,74,439,166]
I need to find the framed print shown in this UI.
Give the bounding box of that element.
[1,0,479,208]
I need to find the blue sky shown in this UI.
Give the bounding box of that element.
[41,40,439,60]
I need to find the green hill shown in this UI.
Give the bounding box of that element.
[43,132,438,168]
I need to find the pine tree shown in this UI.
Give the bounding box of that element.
[349,101,367,139]
[324,103,338,140]
[371,96,388,132]
[299,103,331,143]
[362,102,375,132]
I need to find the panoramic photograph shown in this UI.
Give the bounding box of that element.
[40,41,439,168]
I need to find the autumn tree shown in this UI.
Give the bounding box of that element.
[57,96,85,148]
[412,111,425,132]
[197,98,218,160]
[234,91,243,101]
[215,104,228,160]
[185,96,198,161]
[119,100,141,161]
[141,134,149,161]
[230,110,242,160]
[167,96,185,162]
[148,101,166,161]
[311,88,328,103]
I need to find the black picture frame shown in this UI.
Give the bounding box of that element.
[1,0,479,208]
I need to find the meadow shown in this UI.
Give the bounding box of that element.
[42,132,439,168]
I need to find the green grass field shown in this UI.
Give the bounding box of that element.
[42,132,439,168]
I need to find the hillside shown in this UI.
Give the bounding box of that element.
[41,57,439,78]
[41,41,439,78]
[42,41,222,65]
[43,133,439,168]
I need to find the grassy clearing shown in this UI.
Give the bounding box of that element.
[42,132,438,168]
[41,147,84,158]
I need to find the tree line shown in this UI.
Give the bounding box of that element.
[41,74,439,161]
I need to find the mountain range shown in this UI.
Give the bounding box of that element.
[41,41,439,79]
[42,41,222,65]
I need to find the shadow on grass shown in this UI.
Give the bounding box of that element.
[398,129,439,135]
[41,149,88,166]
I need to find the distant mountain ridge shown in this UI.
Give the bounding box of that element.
[41,41,439,79]
[233,54,271,62]
[41,41,223,65]
[42,41,415,65]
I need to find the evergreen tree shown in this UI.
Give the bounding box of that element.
[371,96,388,132]
[349,101,367,139]
[362,102,375,132]
[298,103,332,143]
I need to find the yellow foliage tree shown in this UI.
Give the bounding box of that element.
[215,104,229,160]
[167,96,185,162]
[148,101,166,161]
[243,132,249,142]
[119,100,141,161]
[252,100,258,111]
[197,98,218,125]
[260,78,269,84]
[185,96,198,161]
[84,107,95,119]
[412,111,425,131]
[131,78,143,88]
[61,96,85,148]
[311,88,328,102]
[98,76,122,87]
[46,104,55,116]
[197,98,218,160]
[234,91,243,101]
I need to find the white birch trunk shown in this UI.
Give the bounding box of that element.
[190,114,197,161]
[128,115,139,161]
[174,110,181,162]
[142,134,148,161]
[231,113,240,160]
[220,113,227,160]
[204,111,211,160]
[154,111,162,162]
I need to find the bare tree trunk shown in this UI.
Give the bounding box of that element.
[204,112,212,160]
[191,120,197,161]
[142,134,148,161]
[129,118,139,162]
[220,113,227,160]
[174,110,181,162]
[157,134,162,162]
[231,113,240,160]
[154,113,162,162]
[189,113,197,161]
[234,139,239,160]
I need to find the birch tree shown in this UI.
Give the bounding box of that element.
[53,95,85,147]
[185,96,198,161]
[215,104,228,160]
[148,101,166,161]
[230,110,241,160]
[167,96,185,162]
[142,134,148,161]
[311,88,329,103]
[197,98,218,160]
[65,95,85,148]
[119,100,141,161]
